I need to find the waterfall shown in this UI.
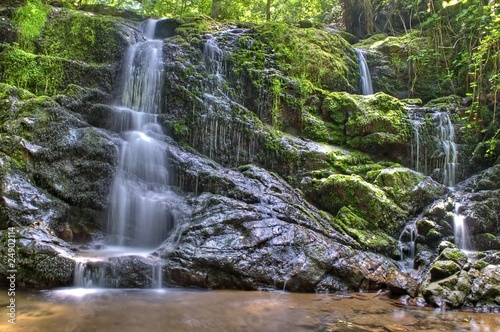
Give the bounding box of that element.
[408,109,459,187]
[72,19,182,289]
[355,49,373,95]
[453,202,470,250]
[435,112,458,188]
[106,19,178,248]
[74,260,111,288]
[398,222,417,270]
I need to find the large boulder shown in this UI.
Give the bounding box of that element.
[0,84,116,239]
[0,224,75,287]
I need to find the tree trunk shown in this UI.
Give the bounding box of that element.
[211,0,221,19]
[266,0,271,21]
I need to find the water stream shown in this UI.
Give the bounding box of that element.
[355,49,373,95]
[73,19,179,289]
[401,107,467,266]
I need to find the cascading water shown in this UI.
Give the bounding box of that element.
[74,19,180,288]
[408,109,459,187]
[401,108,464,266]
[453,203,467,250]
[107,19,174,248]
[435,112,458,188]
[355,49,374,95]
[398,223,417,270]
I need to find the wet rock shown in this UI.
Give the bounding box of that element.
[474,164,500,191]
[385,269,418,297]
[0,224,75,286]
[465,264,500,308]
[0,86,116,232]
[438,247,468,266]
[161,157,402,292]
[0,166,68,229]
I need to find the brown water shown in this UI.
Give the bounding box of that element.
[1,288,499,331]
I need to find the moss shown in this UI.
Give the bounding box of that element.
[40,8,124,64]
[371,167,425,209]
[333,206,398,256]
[321,91,358,124]
[301,111,329,143]
[344,92,412,157]
[230,22,358,97]
[439,248,468,267]
[429,260,461,281]
[174,15,214,43]
[472,261,489,270]
[304,173,406,237]
[12,0,51,52]
[0,46,64,96]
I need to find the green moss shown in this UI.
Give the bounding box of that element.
[174,16,214,43]
[430,260,461,281]
[472,261,489,270]
[231,22,358,93]
[301,111,329,143]
[439,248,468,267]
[41,8,123,64]
[344,92,411,153]
[321,91,358,124]
[304,173,406,237]
[12,0,51,52]
[0,46,64,95]
[333,206,398,256]
[371,167,425,208]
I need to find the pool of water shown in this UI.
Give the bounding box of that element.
[1,288,499,331]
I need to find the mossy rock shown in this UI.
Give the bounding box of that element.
[321,91,358,124]
[304,173,406,237]
[344,93,411,161]
[40,7,128,64]
[471,233,500,251]
[0,226,75,287]
[429,260,461,281]
[333,206,398,257]
[0,45,116,96]
[369,167,423,207]
[438,248,468,267]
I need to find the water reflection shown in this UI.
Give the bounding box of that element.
[1,289,499,331]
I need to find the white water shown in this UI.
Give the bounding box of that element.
[355,49,373,95]
[435,112,458,187]
[453,203,470,250]
[74,19,176,289]
[398,222,417,270]
[107,19,176,248]
[408,109,459,187]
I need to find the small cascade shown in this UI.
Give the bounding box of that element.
[74,260,112,288]
[435,112,458,187]
[452,203,470,250]
[407,109,459,187]
[355,49,373,95]
[398,222,418,270]
[409,108,424,174]
[152,258,163,289]
[203,36,225,91]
